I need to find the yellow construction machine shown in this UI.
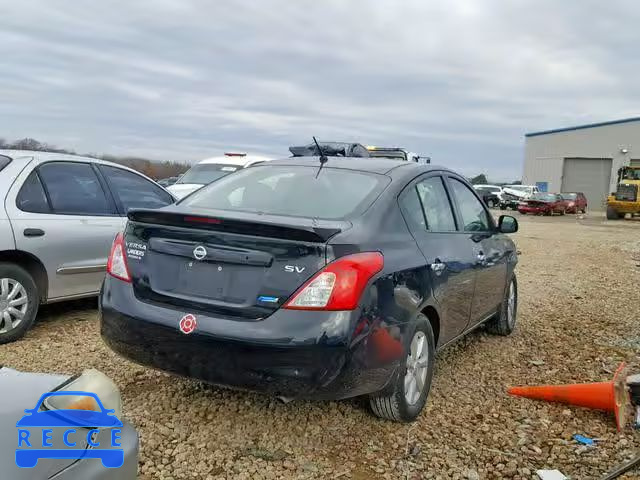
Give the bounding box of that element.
[606,165,640,219]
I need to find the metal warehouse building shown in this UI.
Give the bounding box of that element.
[523,117,640,210]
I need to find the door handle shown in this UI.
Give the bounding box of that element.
[23,228,45,238]
[430,261,446,276]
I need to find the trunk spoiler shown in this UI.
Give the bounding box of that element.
[127,209,348,243]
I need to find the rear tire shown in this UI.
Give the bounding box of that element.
[486,276,517,336]
[0,263,39,344]
[369,314,435,422]
[500,204,507,211]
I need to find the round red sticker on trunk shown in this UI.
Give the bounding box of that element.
[179,314,197,334]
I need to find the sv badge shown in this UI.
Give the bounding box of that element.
[284,265,305,273]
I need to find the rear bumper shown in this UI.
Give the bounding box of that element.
[100,277,400,400]
[517,205,549,214]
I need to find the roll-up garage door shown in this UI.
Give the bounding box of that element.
[561,158,612,210]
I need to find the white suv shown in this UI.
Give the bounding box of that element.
[168,153,272,200]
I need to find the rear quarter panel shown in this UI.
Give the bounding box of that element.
[329,188,435,362]
[0,156,33,251]
[0,209,16,250]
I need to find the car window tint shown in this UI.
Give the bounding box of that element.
[449,178,490,232]
[0,155,11,172]
[101,165,173,212]
[416,177,457,232]
[38,162,111,215]
[399,188,426,230]
[181,165,388,220]
[16,171,50,213]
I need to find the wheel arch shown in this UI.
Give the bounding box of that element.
[420,304,440,348]
[0,250,48,302]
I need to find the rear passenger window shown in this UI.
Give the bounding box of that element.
[100,165,174,213]
[38,162,112,215]
[17,171,50,213]
[448,178,491,232]
[399,188,426,231]
[0,155,11,172]
[416,177,457,232]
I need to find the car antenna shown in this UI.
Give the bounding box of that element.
[312,136,328,178]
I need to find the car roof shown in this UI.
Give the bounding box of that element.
[0,148,160,180]
[260,156,450,177]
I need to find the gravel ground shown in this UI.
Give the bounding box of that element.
[2,213,640,479]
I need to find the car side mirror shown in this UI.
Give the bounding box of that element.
[498,215,518,234]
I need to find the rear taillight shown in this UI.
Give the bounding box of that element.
[283,252,383,311]
[106,233,131,283]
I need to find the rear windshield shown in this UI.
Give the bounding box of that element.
[176,163,242,185]
[531,193,556,201]
[181,165,388,219]
[0,155,11,172]
[561,193,577,200]
[476,186,500,193]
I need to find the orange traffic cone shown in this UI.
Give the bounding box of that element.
[508,362,629,430]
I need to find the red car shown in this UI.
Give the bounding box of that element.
[560,192,587,214]
[517,193,568,215]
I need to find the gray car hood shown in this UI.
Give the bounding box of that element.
[0,367,77,479]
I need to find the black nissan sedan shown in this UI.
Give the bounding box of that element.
[100,156,518,422]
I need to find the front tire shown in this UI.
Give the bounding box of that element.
[0,263,39,344]
[606,206,620,220]
[369,315,435,422]
[486,276,518,336]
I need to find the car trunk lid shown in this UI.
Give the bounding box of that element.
[124,209,348,319]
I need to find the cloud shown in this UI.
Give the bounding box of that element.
[0,0,638,180]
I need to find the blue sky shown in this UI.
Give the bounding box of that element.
[2,0,639,181]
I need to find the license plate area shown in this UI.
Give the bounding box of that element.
[149,254,263,305]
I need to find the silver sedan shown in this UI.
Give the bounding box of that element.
[0,150,175,343]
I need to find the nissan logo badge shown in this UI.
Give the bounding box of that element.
[193,245,207,260]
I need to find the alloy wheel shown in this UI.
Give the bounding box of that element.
[404,331,429,405]
[0,278,28,334]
